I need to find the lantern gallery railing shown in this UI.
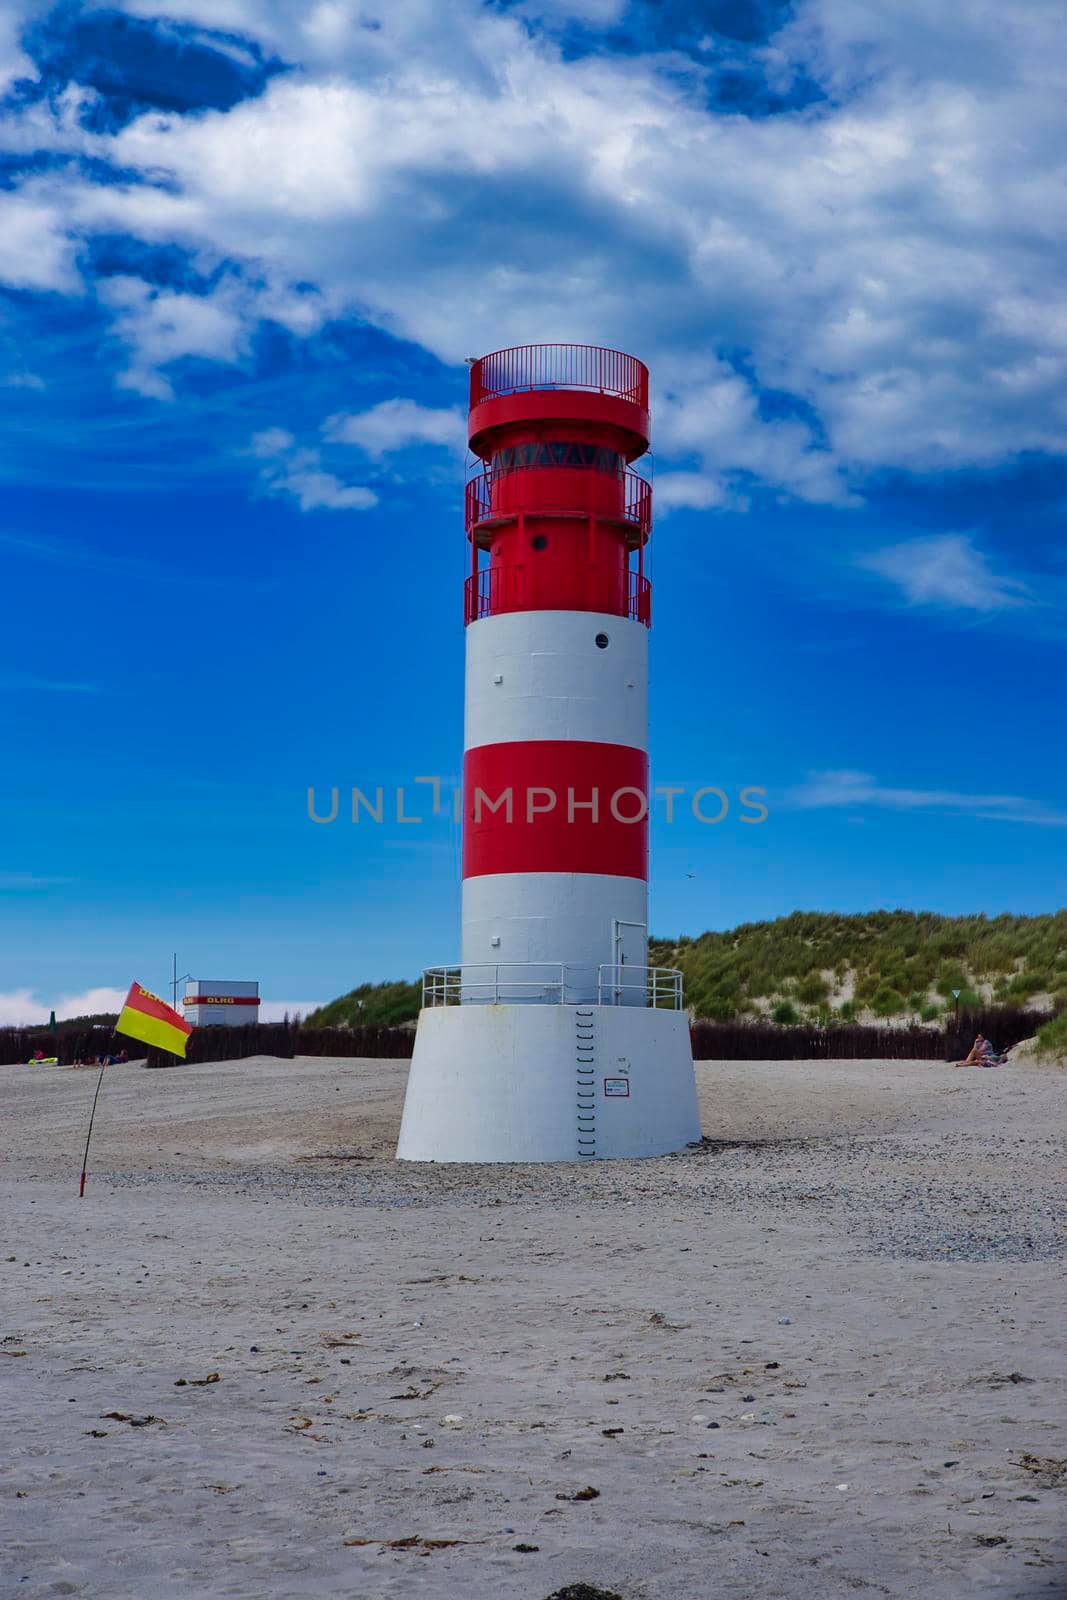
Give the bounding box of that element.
[464,467,652,539]
[469,344,649,409]
[421,963,685,1009]
[464,566,651,626]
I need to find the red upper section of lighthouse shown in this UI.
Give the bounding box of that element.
[468,344,650,457]
[464,344,652,628]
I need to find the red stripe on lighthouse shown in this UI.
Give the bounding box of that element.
[463,740,648,880]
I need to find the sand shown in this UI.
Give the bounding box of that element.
[1006,1037,1067,1072]
[2,1054,1064,1600]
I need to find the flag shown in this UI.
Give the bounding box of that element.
[116,982,193,1058]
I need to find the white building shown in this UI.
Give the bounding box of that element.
[183,979,260,1027]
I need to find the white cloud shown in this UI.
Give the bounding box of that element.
[258,1000,322,1022]
[325,398,464,458]
[251,432,377,512]
[655,360,855,505]
[0,1,47,97]
[61,986,130,1017]
[859,534,1030,612]
[654,472,731,512]
[0,989,45,1026]
[250,426,295,457]
[771,0,1065,100]
[257,402,461,512]
[97,275,249,400]
[788,769,1067,827]
[2,370,45,390]
[2,0,1066,494]
[114,0,512,78]
[0,986,129,1026]
[0,188,80,292]
[264,457,378,512]
[271,464,377,512]
[0,987,324,1026]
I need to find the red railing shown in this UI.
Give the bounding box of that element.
[470,344,649,409]
[465,468,652,540]
[464,567,651,627]
[630,568,652,626]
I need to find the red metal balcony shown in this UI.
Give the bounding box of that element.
[470,344,649,410]
[465,467,652,543]
[465,566,651,627]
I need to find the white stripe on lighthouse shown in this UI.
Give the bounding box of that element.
[465,609,648,751]
[462,870,647,972]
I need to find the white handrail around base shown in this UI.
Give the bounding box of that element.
[421,962,684,1010]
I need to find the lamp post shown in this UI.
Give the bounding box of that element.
[171,953,193,1011]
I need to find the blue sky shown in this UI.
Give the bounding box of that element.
[1,0,1065,1021]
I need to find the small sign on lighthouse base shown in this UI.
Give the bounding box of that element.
[397,1004,700,1164]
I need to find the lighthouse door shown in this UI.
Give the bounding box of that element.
[611,918,647,1007]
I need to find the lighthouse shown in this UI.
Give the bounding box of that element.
[397,343,700,1163]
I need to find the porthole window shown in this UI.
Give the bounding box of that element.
[595,632,610,649]
[531,534,548,551]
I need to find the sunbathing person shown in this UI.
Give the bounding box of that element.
[956,1034,992,1066]
[956,1034,1008,1068]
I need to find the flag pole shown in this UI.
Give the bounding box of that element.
[78,1059,109,1198]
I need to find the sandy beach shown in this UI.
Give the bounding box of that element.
[2,1054,1064,1600]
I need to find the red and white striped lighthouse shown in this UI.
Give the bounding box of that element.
[397,344,699,1163]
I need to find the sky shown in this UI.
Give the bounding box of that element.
[1,0,1065,1023]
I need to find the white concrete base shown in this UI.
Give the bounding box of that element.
[396,1004,700,1163]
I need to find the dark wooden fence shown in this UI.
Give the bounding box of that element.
[1,1022,132,1067]
[144,1021,415,1066]
[0,1020,415,1067]
[690,1007,1047,1061]
[1,1006,1048,1067]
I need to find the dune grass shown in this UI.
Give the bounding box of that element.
[1035,1010,1067,1057]
[650,908,1067,1024]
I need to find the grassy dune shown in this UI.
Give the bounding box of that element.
[651,908,1067,1024]
[310,910,1067,1027]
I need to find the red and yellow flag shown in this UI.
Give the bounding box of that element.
[116,982,193,1058]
